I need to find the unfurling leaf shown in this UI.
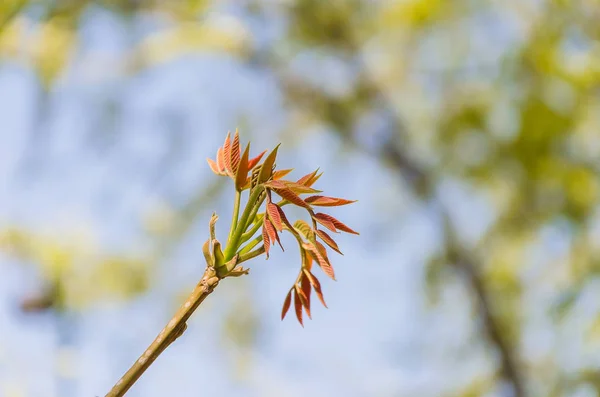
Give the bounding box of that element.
[216,147,226,171]
[235,143,250,191]
[213,240,225,268]
[304,195,357,207]
[304,269,327,308]
[293,288,304,326]
[297,169,322,187]
[229,130,241,174]
[272,169,294,180]
[248,150,267,170]
[294,219,315,240]
[264,180,310,208]
[316,229,343,255]
[202,239,214,267]
[313,213,359,235]
[280,181,322,194]
[222,132,232,175]
[207,158,220,175]
[300,274,312,318]
[262,223,271,258]
[281,289,292,320]
[304,242,335,280]
[267,202,283,231]
[264,216,284,251]
[257,144,280,183]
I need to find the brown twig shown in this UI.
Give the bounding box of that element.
[105,266,221,397]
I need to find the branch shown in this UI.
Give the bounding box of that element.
[105,266,221,397]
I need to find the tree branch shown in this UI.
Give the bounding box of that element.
[105,266,221,397]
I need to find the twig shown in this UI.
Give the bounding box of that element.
[105,266,221,397]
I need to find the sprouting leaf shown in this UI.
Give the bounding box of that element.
[273,169,294,180]
[264,217,284,251]
[304,242,335,280]
[280,181,322,194]
[316,229,342,255]
[293,219,315,240]
[202,239,214,267]
[293,288,304,326]
[264,180,310,208]
[207,158,220,175]
[312,213,337,233]
[248,150,267,170]
[257,144,280,184]
[313,213,359,235]
[235,143,250,191]
[281,289,292,320]
[222,132,232,175]
[216,147,226,171]
[213,240,225,268]
[229,129,241,174]
[300,273,312,318]
[262,223,271,258]
[295,284,311,319]
[267,202,283,231]
[297,168,322,187]
[304,269,327,308]
[304,196,357,206]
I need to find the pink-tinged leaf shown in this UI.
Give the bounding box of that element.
[276,205,294,230]
[312,213,337,233]
[272,169,293,180]
[304,269,327,308]
[293,219,315,240]
[264,180,310,209]
[265,217,284,251]
[300,274,312,319]
[314,213,359,235]
[230,130,241,174]
[295,284,311,319]
[303,242,336,280]
[222,132,232,175]
[267,202,283,231]
[216,147,226,172]
[262,222,271,258]
[316,229,343,255]
[235,143,250,191]
[207,158,220,175]
[248,150,267,170]
[304,195,357,207]
[281,289,292,320]
[314,240,331,266]
[297,169,322,187]
[257,144,280,184]
[293,289,304,326]
[280,181,322,194]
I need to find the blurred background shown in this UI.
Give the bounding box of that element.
[1,0,600,396]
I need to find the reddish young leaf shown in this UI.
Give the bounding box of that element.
[235,143,250,191]
[297,169,322,187]
[281,289,292,320]
[314,240,331,265]
[262,223,271,258]
[304,242,336,280]
[216,147,226,172]
[312,213,338,233]
[222,132,232,175]
[300,273,312,318]
[229,130,241,174]
[293,289,304,326]
[207,158,220,175]
[316,229,343,255]
[257,144,280,184]
[314,213,359,235]
[293,219,315,240]
[276,205,294,230]
[247,150,267,170]
[272,169,293,180]
[304,196,357,207]
[304,269,327,308]
[280,181,322,194]
[266,202,283,231]
[264,217,284,251]
[295,283,311,319]
[264,180,310,209]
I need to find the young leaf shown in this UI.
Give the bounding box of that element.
[207,158,220,175]
[293,219,315,240]
[272,169,294,180]
[235,143,250,191]
[295,284,311,319]
[297,169,322,187]
[300,274,312,319]
[281,289,292,320]
[222,132,232,175]
[304,196,357,206]
[304,242,335,280]
[257,144,280,184]
[312,213,338,233]
[216,147,226,171]
[293,289,304,327]
[230,130,241,174]
[267,201,283,231]
[316,229,343,255]
[276,205,294,230]
[313,213,359,234]
[248,150,267,170]
[264,180,310,209]
[262,223,271,258]
[265,217,284,251]
[304,269,327,308]
[280,181,322,194]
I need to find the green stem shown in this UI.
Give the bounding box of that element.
[239,235,263,256]
[227,191,241,245]
[239,246,266,263]
[241,213,264,243]
[224,186,264,261]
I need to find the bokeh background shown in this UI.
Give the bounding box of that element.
[1,0,600,396]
